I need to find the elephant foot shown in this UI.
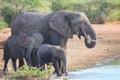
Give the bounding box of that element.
[3,68,8,72]
[62,72,67,76]
[57,73,62,77]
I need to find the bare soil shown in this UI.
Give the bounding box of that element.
[67,21,120,71]
[0,22,120,78]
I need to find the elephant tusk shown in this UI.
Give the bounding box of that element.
[89,38,97,42]
[84,33,97,43]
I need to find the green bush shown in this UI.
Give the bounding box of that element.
[0,0,120,24]
[1,6,16,25]
[106,9,120,21]
[8,65,51,80]
[84,2,112,24]
[33,0,52,12]
[50,0,75,11]
[0,17,8,29]
[84,10,96,23]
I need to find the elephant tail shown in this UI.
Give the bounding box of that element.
[2,41,9,61]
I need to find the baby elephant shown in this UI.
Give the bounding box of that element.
[36,44,67,77]
[3,35,25,71]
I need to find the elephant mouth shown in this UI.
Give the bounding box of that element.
[77,29,97,48]
[83,32,97,43]
[77,29,85,39]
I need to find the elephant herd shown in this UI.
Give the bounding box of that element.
[2,10,97,77]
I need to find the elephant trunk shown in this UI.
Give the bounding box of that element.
[84,29,96,48]
[79,21,97,48]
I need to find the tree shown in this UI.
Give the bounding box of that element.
[3,0,41,14]
[1,0,41,26]
[50,0,75,11]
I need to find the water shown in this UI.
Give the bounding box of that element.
[51,57,120,80]
[68,65,120,80]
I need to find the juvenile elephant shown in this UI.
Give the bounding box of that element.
[3,35,25,71]
[11,10,97,49]
[3,32,43,71]
[17,32,44,66]
[35,44,67,77]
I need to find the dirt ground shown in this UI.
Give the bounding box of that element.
[0,21,120,73]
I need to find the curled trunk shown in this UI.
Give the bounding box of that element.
[82,22,97,48]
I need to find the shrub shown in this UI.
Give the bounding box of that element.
[84,10,96,23]
[1,6,16,26]
[84,2,111,24]
[106,9,120,21]
[0,16,8,29]
[50,0,75,11]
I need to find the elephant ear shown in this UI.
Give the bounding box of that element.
[49,11,73,38]
[32,33,44,48]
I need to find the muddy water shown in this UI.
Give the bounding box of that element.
[51,58,120,80]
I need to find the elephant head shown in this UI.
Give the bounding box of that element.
[49,10,97,48]
[17,32,44,65]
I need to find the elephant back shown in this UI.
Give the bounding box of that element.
[11,12,51,35]
[37,44,65,58]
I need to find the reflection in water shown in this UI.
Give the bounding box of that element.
[51,58,120,80]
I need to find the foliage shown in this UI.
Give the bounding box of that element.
[0,16,8,29]
[2,0,41,13]
[8,65,51,80]
[0,0,42,27]
[49,0,114,23]
[0,0,120,28]
[106,9,120,21]
[84,1,112,24]
[50,0,75,11]
[34,0,52,12]
[1,6,16,25]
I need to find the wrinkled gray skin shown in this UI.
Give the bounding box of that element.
[11,10,97,49]
[17,32,44,66]
[36,44,67,77]
[3,35,25,71]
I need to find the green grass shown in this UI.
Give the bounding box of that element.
[108,58,120,65]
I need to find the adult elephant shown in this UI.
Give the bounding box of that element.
[11,10,97,48]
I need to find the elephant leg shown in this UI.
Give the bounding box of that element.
[25,58,30,66]
[3,57,10,71]
[51,57,62,77]
[24,51,31,66]
[58,60,67,76]
[38,60,45,71]
[31,52,38,67]
[18,59,24,68]
[11,58,17,71]
[52,61,60,74]
[49,30,68,48]
[61,61,67,76]
[58,60,65,74]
